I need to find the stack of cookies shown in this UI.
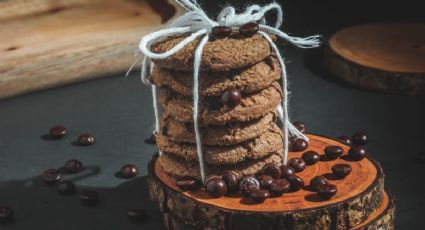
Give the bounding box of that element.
[150,32,285,181]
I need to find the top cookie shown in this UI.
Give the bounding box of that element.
[151,34,272,71]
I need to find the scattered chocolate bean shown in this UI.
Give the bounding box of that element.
[338,136,352,145]
[49,125,67,138]
[206,178,228,197]
[316,183,337,199]
[80,190,99,206]
[127,208,147,222]
[287,175,304,192]
[246,184,261,195]
[56,181,76,196]
[144,134,156,145]
[220,88,242,108]
[348,146,368,161]
[310,176,329,192]
[261,163,281,179]
[293,121,306,133]
[77,133,95,146]
[222,171,238,193]
[280,165,295,179]
[332,164,352,179]
[0,206,14,223]
[269,179,290,196]
[257,175,274,189]
[302,151,320,165]
[64,159,83,174]
[120,164,139,178]
[42,168,62,185]
[212,26,232,38]
[239,22,259,36]
[352,132,368,145]
[291,139,308,152]
[175,177,200,191]
[239,176,260,195]
[325,146,343,159]
[249,189,270,203]
[288,158,307,172]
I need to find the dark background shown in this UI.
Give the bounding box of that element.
[0,0,424,229]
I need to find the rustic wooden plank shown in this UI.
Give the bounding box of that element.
[0,0,182,99]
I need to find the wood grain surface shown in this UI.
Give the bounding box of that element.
[149,134,389,229]
[0,0,182,99]
[325,23,425,95]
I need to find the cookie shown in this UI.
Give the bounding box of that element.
[151,33,272,71]
[157,123,283,165]
[150,56,281,97]
[159,82,282,125]
[157,152,282,180]
[161,112,276,146]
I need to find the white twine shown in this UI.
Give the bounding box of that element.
[133,0,321,182]
[192,34,210,181]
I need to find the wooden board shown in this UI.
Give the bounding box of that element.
[163,192,395,230]
[0,0,183,99]
[148,134,388,229]
[325,23,425,95]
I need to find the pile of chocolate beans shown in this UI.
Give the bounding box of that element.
[175,127,369,203]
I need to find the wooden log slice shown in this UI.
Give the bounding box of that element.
[163,191,394,230]
[325,23,425,95]
[148,134,388,230]
[352,192,395,230]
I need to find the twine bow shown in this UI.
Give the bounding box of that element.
[130,0,321,182]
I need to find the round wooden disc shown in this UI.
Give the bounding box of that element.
[325,23,425,95]
[148,134,387,229]
[352,192,395,230]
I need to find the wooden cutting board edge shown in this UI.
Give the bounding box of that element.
[0,0,184,99]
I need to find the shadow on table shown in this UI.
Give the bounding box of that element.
[0,174,164,230]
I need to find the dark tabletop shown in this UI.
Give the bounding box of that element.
[1,0,424,229]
